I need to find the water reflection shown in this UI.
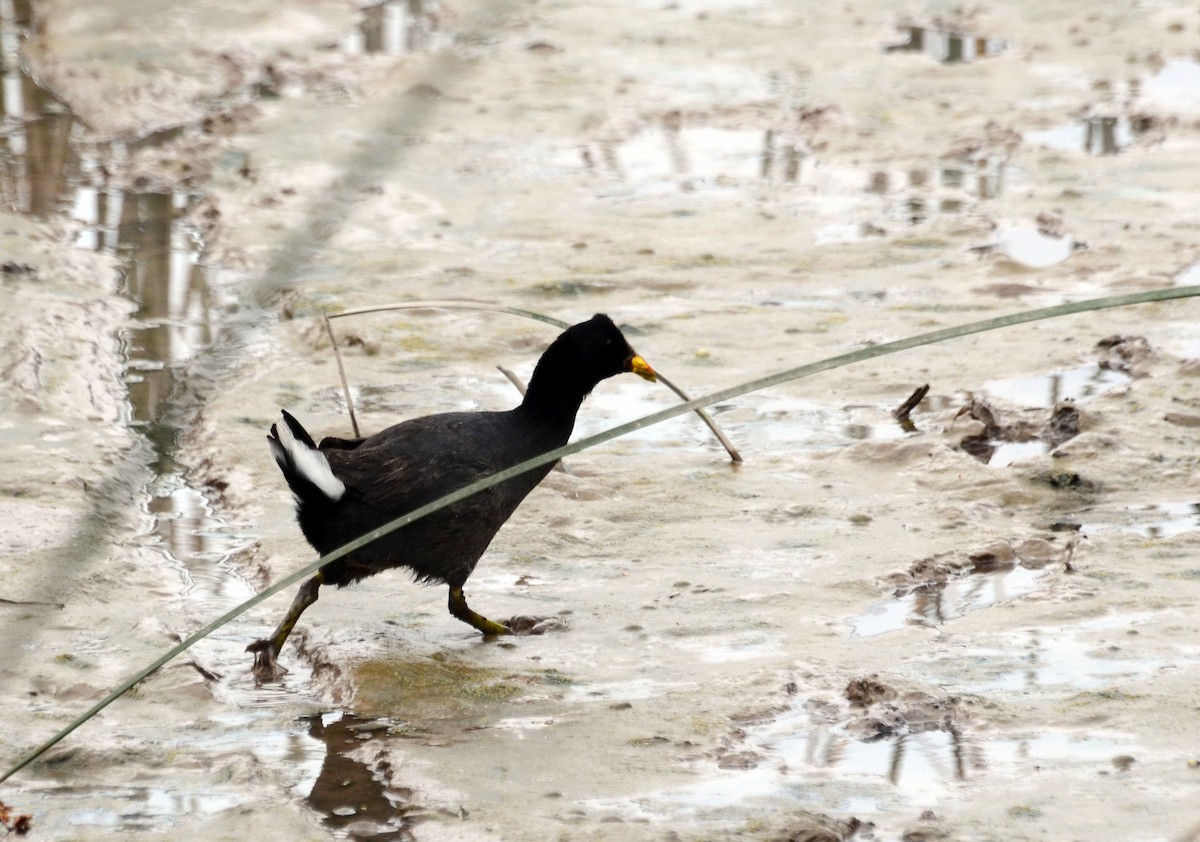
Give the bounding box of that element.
[343,0,441,56]
[852,564,1046,637]
[0,3,81,215]
[305,711,421,840]
[1081,501,1200,540]
[774,725,976,787]
[579,123,812,193]
[73,186,239,468]
[947,615,1186,694]
[613,691,1134,825]
[149,485,255,612]
[3,0,265,687]
[886,25,1006,64]
[870,153,1007,225]
[983,364,1130,410]
[1026,116,1134,156]
[57,711,326,832]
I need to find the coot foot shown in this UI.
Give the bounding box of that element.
[448,585,513,636]
[248,572,324,682]
[247,638,288,682]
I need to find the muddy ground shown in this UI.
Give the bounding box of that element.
[2,0,1200,839]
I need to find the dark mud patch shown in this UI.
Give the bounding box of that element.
[853,536,1077,636]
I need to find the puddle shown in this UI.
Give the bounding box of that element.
[670,630,785,663]
[990,225,1077,268]
[1,41,81,215]
[341,0,442,56]
[886,25,1006,64]
[606,394,914,458]
[1176,262,1200,287]
[1026,117,1134,156]
[1081,501,1200,540]
[574,125,812,195]
[852,564,1046,637]
[772,722,1130,787]
[871,155,1008,225]
[1,15,343,830]
[1142,59,1200,115]
[938,614,1195,694]
[985,439,1050,467]
[53,710,325,832]
[983,364,1130,409]
[147,484,256,612]
[853,537,1067,636]
[596,683,1133,829]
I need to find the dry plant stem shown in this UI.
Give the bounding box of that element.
[326,299,743,462]
[324,314,361,439]
[496,365,527,397]
[894,384,930,422]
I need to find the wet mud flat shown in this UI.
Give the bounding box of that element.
[3,0,1200,840]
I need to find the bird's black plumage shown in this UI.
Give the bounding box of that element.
[249,314,656,680]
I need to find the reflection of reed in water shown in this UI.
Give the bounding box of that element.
[0,41,79,215]
[344,0,439,56]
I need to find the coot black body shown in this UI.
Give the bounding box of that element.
[248,314,655,680]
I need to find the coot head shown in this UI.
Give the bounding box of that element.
[525,314,655,406]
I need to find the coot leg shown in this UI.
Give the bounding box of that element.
[247,572,324,680]
[448,585,512,636]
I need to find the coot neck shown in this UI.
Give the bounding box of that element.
[517,378,589,429]
[517,351,598,431]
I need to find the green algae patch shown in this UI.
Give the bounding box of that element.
[352,656,526,721]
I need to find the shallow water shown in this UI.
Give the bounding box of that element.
[4,1,1200,840]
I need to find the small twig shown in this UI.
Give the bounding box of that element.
[0,598,64,609]
[496,365,527,397]
[657,371,742,463]
[324,313,360,438]
[893,383,930,422]
[1062,535,1082,573]
[893,383,930,433]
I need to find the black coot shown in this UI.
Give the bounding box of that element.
[248,314,656,680]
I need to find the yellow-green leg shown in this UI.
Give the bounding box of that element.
[247,571,324,681]
[448,585,511,636]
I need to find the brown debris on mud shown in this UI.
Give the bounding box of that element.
[881,536,1075,599]
[955,396,1082,462]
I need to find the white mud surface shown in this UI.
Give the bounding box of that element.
[3,0,1200,839]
